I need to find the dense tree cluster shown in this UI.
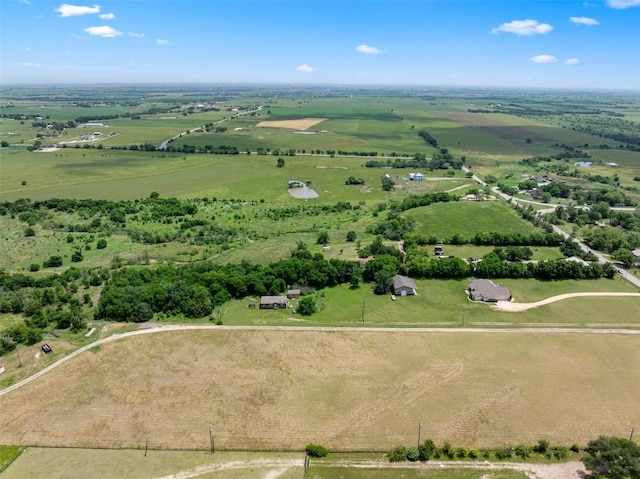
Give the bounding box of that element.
[97,245,360,322]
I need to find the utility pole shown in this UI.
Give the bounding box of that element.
[16,348,22,367]
[461,310,465,327]
[209,426,215,454]
[418,422,422,449]
[361,299,365,324]
[144,438,148,457]
[631,427,635,442]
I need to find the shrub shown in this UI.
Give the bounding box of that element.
[494,447,512,460]
[515,444,532,459]
[305,443,328,458]
[43,255,63,268]
[533,439,549,454]
[419,439,436,461]
[387,445,407,462]
[570,443,580,453]
[24,227,36,237]
[297,295,316,316]
[71,250,84,262]
[29,263,40,272]
[440,442,455,459]
[406,446,419,462]
[551,445,569,460]
[96,238,107,249]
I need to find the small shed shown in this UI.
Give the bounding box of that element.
[434,245,444,256]
[259,296,288,309]
[633,249,640,263]
[287,289,301,299]
[467,279,511,302]
[392,275,418,296]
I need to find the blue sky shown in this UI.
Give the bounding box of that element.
[1,0,639,89]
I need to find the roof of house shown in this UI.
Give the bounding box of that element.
[287,289,301,295]
[566,256,589,266]
[467,279,511,302]
[392,275,417,291]
[259,296,288,305]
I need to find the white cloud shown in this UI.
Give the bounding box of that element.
[295,64,318,73]
[99,12,114,19]
[84,25,122,38]
[491,19,553,36]
[55,4,100,17]
[128,32,145,37]
[565,58,581,65]
[607,0,640,8]
[156,39,169,45]
[16,62,41,67]
[355,44,384,55]
[530,54,558,63]
[570,16,599,25]
[20,0,31,4]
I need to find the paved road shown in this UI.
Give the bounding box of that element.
[3,323,640,398]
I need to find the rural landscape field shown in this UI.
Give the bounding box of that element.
[1,82,639,478]
[3,0,640,476]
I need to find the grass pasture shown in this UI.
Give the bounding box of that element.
[0,147,460,202]
[405,201,536,239]
[308,466,530,479]
[1,329,638,451]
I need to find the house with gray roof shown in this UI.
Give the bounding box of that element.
[392,275,418,296]
[466,279,511,302]
[259,296,288,309]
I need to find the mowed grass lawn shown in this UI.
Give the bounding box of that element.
[1,329,638,451]
[220,278,639,328]
[405,201,536,239]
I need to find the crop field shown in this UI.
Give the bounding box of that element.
[1,329,638,451]
[256,117,328,130]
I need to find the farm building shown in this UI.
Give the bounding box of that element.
[408,172,424,181]
[466,279,511,302]
[259,296,288,309]
[392,275,418,296]
[287,289,301,299]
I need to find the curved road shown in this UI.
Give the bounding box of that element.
[3,323,640,398]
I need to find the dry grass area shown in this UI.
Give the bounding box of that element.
[256,118,327,130]
[1,330,638,451]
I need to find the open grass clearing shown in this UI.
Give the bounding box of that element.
[0,148,457,202]
[1,329,638,451]
[405,201,537,239]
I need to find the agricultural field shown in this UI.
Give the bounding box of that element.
[1,86,639,464]
[1,330,638,451]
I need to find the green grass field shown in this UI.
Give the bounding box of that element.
[405,201,536,239]
[308,467,529,479]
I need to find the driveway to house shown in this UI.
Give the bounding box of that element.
[493,292,640,312]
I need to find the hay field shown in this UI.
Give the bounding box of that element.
[256,118,327,130]
[1,330,638,451]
